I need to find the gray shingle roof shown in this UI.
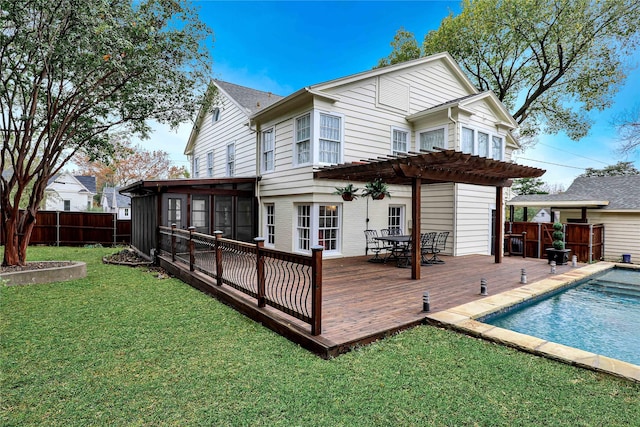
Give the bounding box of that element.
[510,175,640,210]
[215,80,284,115]
[47,174,97,194]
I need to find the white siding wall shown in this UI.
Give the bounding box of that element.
[421,183,455,255]
[191,95,256,178]
[454,184,496,256]
[45,175,93,211]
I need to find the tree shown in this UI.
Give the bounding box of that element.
[579,161,640,177]
[1,0,212,266]
[380,0,640,142]
[512,177,548,195]
[73,139,189,192]
[376,28,421,68]
[613,104,640,156]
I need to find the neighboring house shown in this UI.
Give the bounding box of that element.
[531,208,552,223]
[125,52,541,260]
[508,176,640,262]
[102,186,132,219]
[45,173,96,211]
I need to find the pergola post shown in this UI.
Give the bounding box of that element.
[495,186,503,264]
[411,177,421,280]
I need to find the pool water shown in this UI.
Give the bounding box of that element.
[483,268,640,366]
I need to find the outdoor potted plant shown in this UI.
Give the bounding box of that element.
[546,222,570,265]
[333,183,360,201]
[363,179,391,200]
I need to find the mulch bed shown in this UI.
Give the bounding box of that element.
[1,261,74,273]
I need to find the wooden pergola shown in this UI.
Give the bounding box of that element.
[314,149,545,279]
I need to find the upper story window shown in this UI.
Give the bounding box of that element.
[226,143,235,177]
[207,151,213,177]
[319,113,341,164]
[418,127,446,152]
[193,156,200,178]
[295,113,311,165]
[293,111,343,166]
[461,126,505,160]
[211,107,220,124]
[262,128,275,173]
[392,127,409,155]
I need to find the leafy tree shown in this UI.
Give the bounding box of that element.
[73,138,189,192]
[512,177,548,195]
[613,104,640,155]
[1,0,212,266]
[380,0,640,143]
[376,28,421,68]
[579,161,640,177]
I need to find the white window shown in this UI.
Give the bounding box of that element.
[492,136,504,160]
[388,205,405,231]
[296,205,311,251]
[265,204,275,245]
[478,131,489,157]
[262,128,274,173]
[319,113,341,164]
[295,113,311,165]
[193,157,199,178]
[211,107,220,124]
[226,143,235,177]
[124,208,129,217]
[419,127,446,152]
[295,203,341,254]
[207,151,213,177]
[461,127,474,154]
[192,197,208,232]
[392,127,409,155]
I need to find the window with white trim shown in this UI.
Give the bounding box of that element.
[492,136,504,160]
[319,113,341,164]
[193,156,200,178]
[265,203,275,245]
[461,127,474,154]
[207,151,213,177]
[226,143,235,177]
[419,127,446,152]
[296,205,311,251]
[295,203,341,253]
[295,113,311,165]
[478,131,489,157]
[262,128,275,173]
[211,107,220,124]
[392,127,409,155]
[63,200,70,211]
[388,205,404,231]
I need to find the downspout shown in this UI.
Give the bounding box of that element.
[448,106,458,255]
[249,118,263,238]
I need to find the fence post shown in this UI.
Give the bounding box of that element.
[255,237,266,308]
[522,232,527,258]
[56,210,60,247]
[588,223,593,264]
[113,213,117,246]
[214,231,223,286]
[311,245,324,336]
[188,226,196,272]
[171,224,177,262]
[537,222,542,259]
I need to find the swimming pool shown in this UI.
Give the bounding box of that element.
[482,267,640,366]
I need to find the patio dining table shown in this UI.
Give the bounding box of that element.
[375,235,411,267]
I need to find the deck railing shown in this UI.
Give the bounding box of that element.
[158,225,323,335]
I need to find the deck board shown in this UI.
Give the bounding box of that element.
[160,253,576,357]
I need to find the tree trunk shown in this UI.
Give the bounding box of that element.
[2,208,36,267]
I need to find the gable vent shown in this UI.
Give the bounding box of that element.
[377,77,409,112]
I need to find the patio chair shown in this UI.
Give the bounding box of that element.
[428,231,449,264]
[364,230,384,263]
[420,232,437,265]
[395,241,412,268]
[388,227,403,236]
[380,228,390,236]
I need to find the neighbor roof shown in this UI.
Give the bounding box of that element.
[47,173,97,194]
[508,176,640,211]
[103,186,131,209]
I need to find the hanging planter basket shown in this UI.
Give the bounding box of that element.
[372,194,385,200]
[341,193,355,201]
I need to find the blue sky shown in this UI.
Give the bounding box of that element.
[152,0,640,188]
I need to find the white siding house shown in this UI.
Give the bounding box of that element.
[102,187,132,219]
[186,53,525,258]
[45,173,96,211]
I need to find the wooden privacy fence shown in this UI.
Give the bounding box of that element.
[0,210,131,246]
[504,222,604,263]
[158,225,323,335]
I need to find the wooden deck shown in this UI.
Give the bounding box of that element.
[159,253,576,358]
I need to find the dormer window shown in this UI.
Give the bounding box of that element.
[211,107,220,124]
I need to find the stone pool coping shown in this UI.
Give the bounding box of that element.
[426,262,640,383]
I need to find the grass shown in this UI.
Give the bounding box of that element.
[2,246,639,426]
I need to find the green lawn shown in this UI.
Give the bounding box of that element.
[2,246,639,426]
